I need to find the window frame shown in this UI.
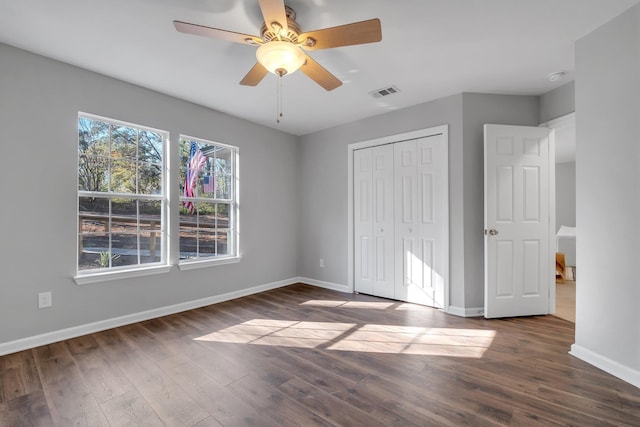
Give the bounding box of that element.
[177,135,240,269]
[75,112,170,284]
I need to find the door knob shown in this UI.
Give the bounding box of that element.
[488,229,499,236]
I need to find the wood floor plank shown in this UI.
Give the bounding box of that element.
[99,389,165,427]
[163,360,266,426]
[192,416,224,427]
[33,342,110,426]
[66,334,135,403]
[1,283,639,426]
[0,350,41,403]
[227,373,334,426]
[276,375,388,427]
[106,333,210,426]
[0,390,54,426]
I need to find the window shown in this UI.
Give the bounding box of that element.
[179,136,238,263]
[77,114,167,274]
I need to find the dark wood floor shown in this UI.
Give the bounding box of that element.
[1,284,639,426]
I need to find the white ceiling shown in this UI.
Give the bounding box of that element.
[1,0,638,135]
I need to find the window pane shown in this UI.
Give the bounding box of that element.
[215,229,229,256]
[111,198,139,267]
[111,125,137,160]
[198,228,216,257]
[78,197,109,271]
[216,203,230,228]
[197,203,216,257]
[215,203,231,256]
[78,155,108,191]
[140,200,161,263]
[78,118,109,157]
[138,161,162,195]
[179,215,198,260]
[111,159,136,193]
[215,148,232,199]
[201,174,215,196]
[139,130,163,163]
[215,172,231,200]
[180,140,206,199]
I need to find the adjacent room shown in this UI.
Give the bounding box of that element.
[1,0,639,425]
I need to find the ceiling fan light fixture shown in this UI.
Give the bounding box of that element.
[256,41,305,76]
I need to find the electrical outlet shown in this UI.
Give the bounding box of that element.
[319,258,325,268]
[38,292,52,309]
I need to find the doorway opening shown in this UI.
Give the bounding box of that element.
[542,112,576,323]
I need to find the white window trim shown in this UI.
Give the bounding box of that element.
[177,135,240,266]
[177,255,241,271]
[77,112,169,280]
[74,265,173,285]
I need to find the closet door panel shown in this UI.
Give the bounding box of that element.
[372,144,395,298]
[416,136,447,308]
[394,140,420,301]
[354,148,374,294]
[394,136,447,308]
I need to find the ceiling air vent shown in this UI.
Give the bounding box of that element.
[369,85,400,98]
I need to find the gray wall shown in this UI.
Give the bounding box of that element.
[540,81,575,123]
[298,92,538,312]
[461,93,539,307]
[574,3,640,380]
[556,162,576,266]
[0,43,299,344]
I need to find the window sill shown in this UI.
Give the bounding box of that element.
[178,256,241,271]
[74,264,173,285]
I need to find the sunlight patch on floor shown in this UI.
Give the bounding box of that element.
[300,300,397,309]
[326,325,496,357]
[194,319,496,358]
[299,300,429,311]
[195,319,357,348]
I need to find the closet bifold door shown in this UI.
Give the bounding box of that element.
[394,137,446,308]
[354,145,395,298]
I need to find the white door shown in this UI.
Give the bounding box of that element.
[394,135,448,308]
[484,124,554,318]
[354,145,395,298]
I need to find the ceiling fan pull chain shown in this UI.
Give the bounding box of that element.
[280,75,284,120]
[276,74,283,123]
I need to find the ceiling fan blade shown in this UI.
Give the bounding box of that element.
[258,0,288,34]
[240,62,269,86]
[300,55,342,91]
[299,18,382,50]
[174,21,260,45]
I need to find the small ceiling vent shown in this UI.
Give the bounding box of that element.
[369,85,400,98]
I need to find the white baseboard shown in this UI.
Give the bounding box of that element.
[0,278,298,357]
[447,305,484,317]
[297,277,350,293]
[570,344,640,389]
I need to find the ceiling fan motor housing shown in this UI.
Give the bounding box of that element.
[260,5,302,43]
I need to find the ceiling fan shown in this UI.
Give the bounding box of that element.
[173,0,382,91]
